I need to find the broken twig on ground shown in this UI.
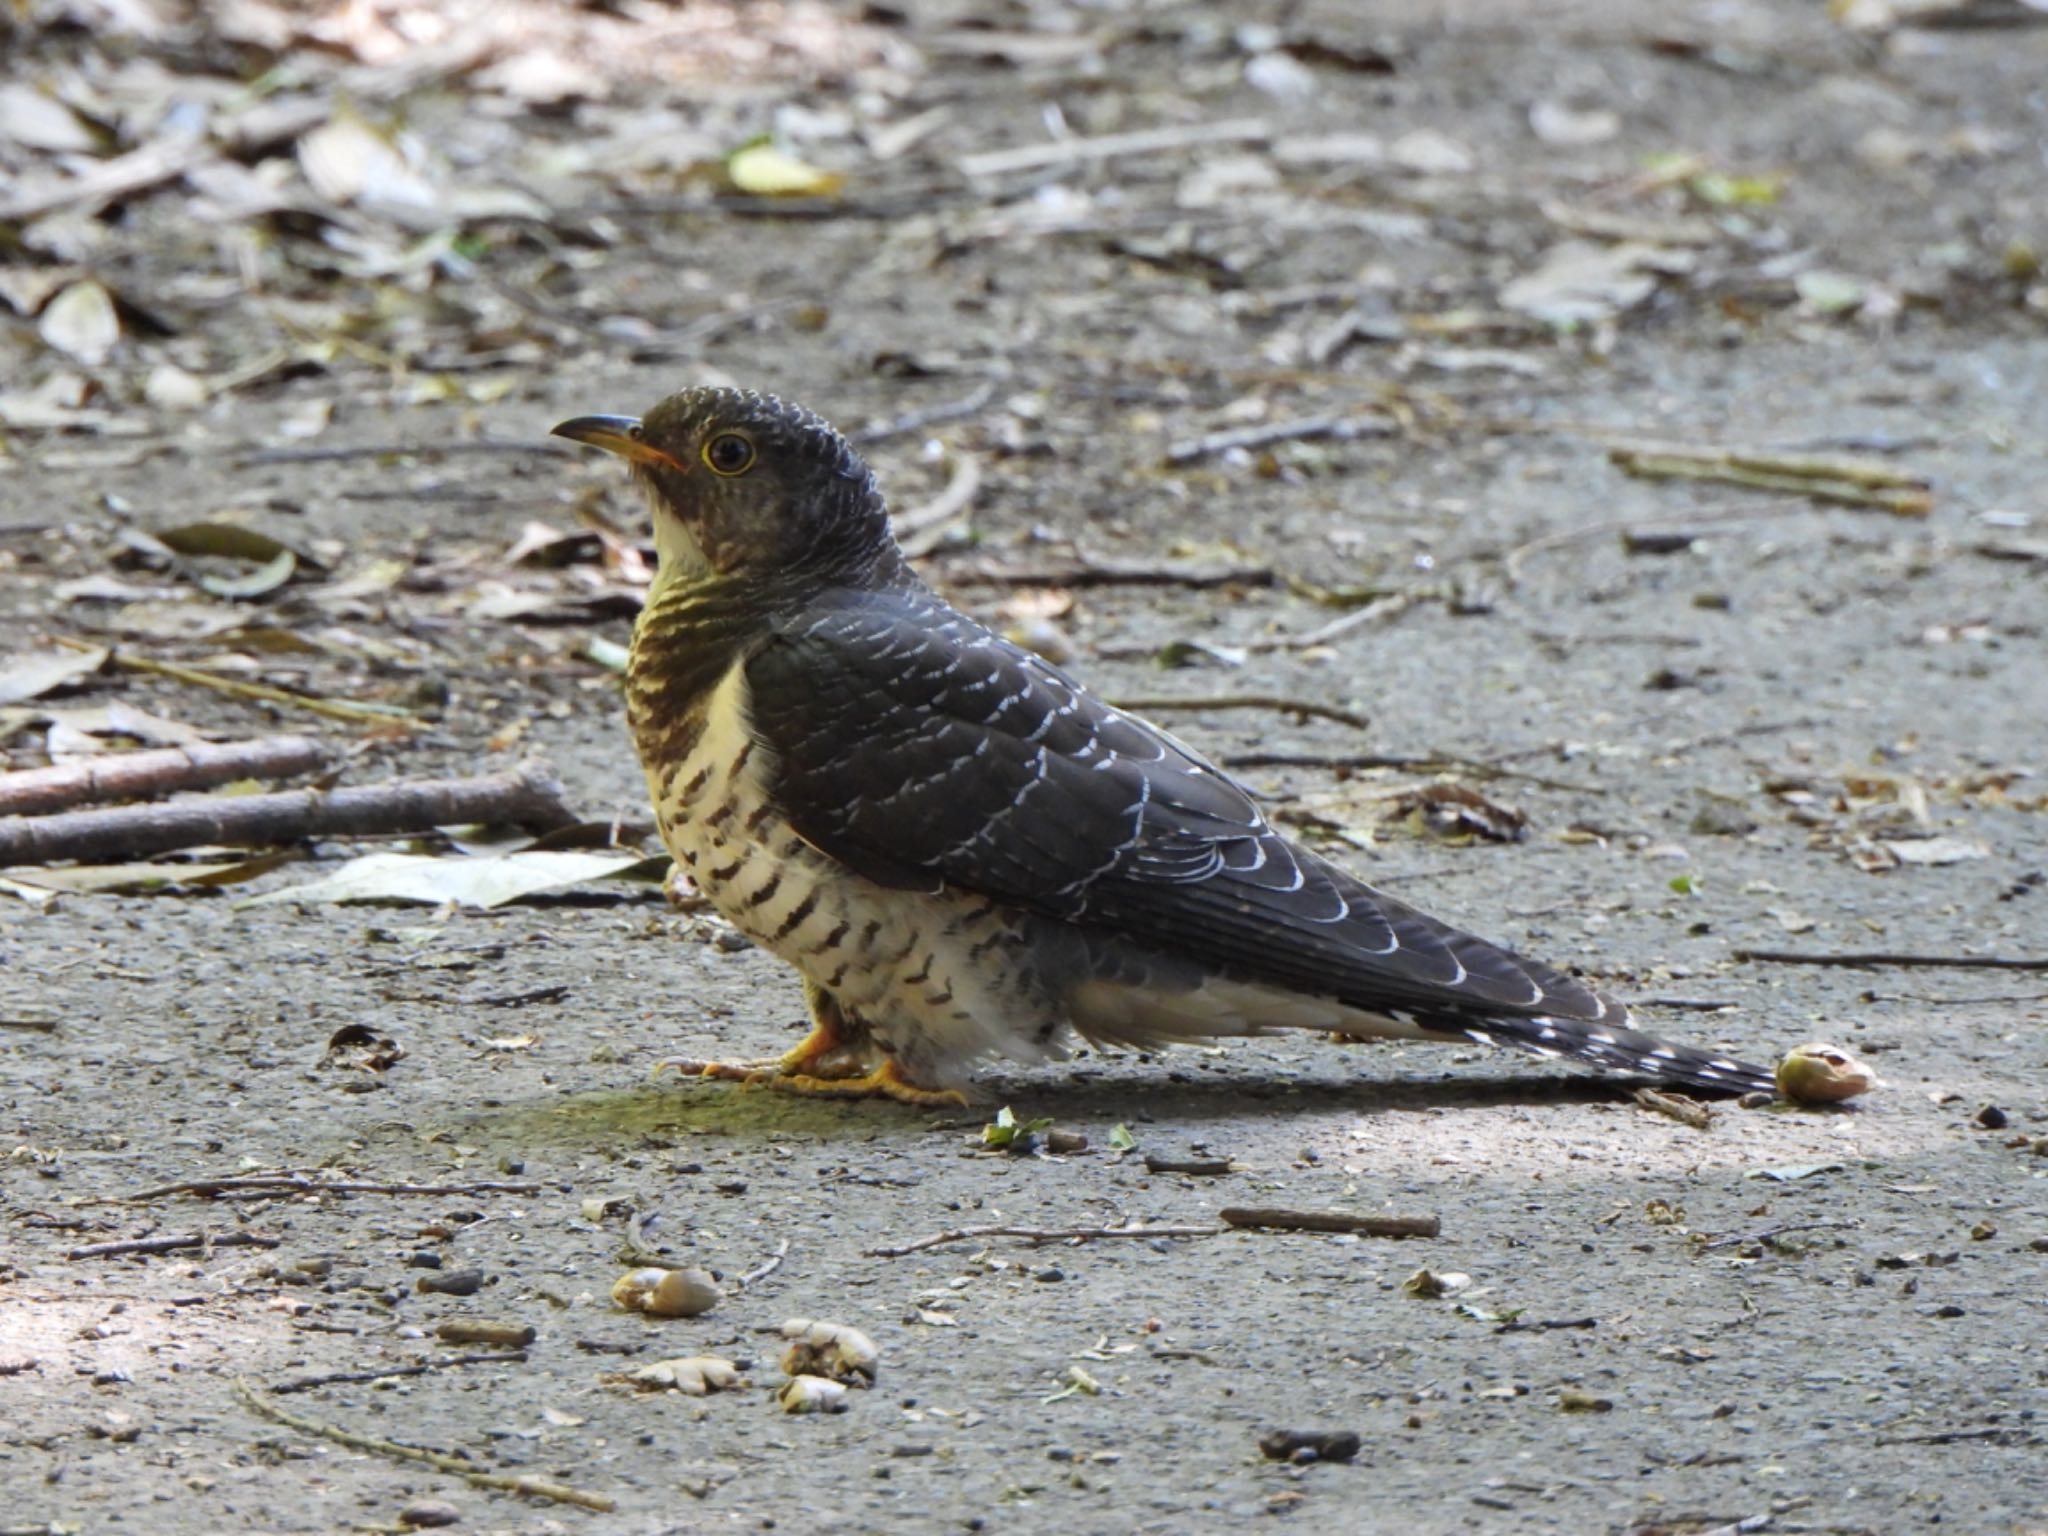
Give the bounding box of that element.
[1108,694,1371,732]
[867,1222,1227,1258]
[958,117,1270,178]
[1733,949,2048,972]
[1164,412,1396,465]
[110,1171,543,1204]
[0,736,326,818]
[937,552,1273,589]
[1218,1207,1440,1238]
[269,1353,529,1395]
[736,1238,791,1289]
[68,1230,279,1260]
[1610,443,1933,516]
[233,1379,615,1512]
[893,453,982,557]
[1502,502,1806,584]
[0,765,576,866]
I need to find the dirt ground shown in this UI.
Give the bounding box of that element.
[3,2,2047,1532]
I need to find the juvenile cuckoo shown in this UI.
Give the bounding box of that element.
[554,389,1776,1105]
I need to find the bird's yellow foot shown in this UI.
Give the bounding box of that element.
[654,1055,964,1107]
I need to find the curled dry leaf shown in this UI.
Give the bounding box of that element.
[38,279,121,365]
[779,1318,878,1385]
[1776,1043,1876,1104]
[623,1356,740,1395]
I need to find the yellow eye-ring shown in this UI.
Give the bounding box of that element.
[703,432,756,476]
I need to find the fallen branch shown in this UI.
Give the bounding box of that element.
[0,736,326,817]
[1218,1207,1440,1239]
[1109,693,1371,733]
[0,133,216,222]
[233,1378,615,1512]
[1732,949,2048,973]
[68,1230,278,1261]
[268,1353,529,1395]
[0,765,576,866]
[1633,1087,1715,1130]
[111,1171,543,1204]
[1164,412,1396,465]
[867,1221,1227,1258]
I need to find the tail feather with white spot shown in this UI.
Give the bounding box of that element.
[1443,1011,1776,1096]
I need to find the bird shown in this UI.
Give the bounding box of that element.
[552,388,1777,1106]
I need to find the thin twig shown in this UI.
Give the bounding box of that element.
[867,1222,1227,1258]
[1700,1220,1857,1253]
[958,116,1270,178]
[856,382,999,445]
[0,765,576,866]
[0,133,215,221]
[1164,412,1396,465]
[936,553,1273,589]
[236,439,575,468]
[1733,950,2048,972]
[268,1353,529,1395]
[736,1238,791,1289]
[1218,1207,1440,1238]
[1220,750,1603,796]
[1633,1087,1715,1130]
[1247,592,1415,652]
[70,644,418,727]
[1502,502,1808,583]
[1109,694,1371,732]
[68,1230,278,1260]
[110,1171,542,1204]
[1627,997,1738,1012]
[1493,1316,1598,1334]
[1610,445,1932,516]
[0,736,326,817]
[233,1379,615,1512]
[893,453,983,558]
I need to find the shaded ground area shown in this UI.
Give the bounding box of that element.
[2,1,2046,1532]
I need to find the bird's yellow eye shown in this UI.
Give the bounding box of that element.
[703,432,755,476]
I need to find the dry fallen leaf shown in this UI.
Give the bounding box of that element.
[37,279,121,365]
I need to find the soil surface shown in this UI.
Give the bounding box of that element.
[3,3,2046,1534]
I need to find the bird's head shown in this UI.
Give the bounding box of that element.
[552,387,897,586]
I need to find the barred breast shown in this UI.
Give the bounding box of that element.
[635,659,1068,1085]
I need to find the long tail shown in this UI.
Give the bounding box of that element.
[1449,1012,1776,1096]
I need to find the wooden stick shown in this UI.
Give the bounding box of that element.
[1733,949,2048,972]
[268,1353,529,1395]
[113,1171,543,1203]
[0,736,326,817]
[1218,1207,1439,1238]
[68,1230,279,1261]
[233,1379,615,1512]
[1109,694,1371,732]
[1632,1087,1715,1129]
[958,116,1269,178]
[867,1221,1227,1258]
[0,766,575,866]
[1164,412,1395,465]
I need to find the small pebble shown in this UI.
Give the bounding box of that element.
[1558,1390,1613,1413]
[1257,1428,1361,1463]
[406,1251,443,1270]
[399,1500,461,1529]
[1975,1104,2009,1130]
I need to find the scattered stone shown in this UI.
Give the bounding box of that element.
[1557,1390,1613,1413]
[1974,1104,2009,1129]
[416,1268,486,1297]
[398,1500,461,1528]
[1257,1428,1361,1463]
[434,1319,535,1348]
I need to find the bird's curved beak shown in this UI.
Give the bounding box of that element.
[551,414,680,471]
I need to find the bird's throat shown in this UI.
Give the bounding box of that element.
[625,572,763,775]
